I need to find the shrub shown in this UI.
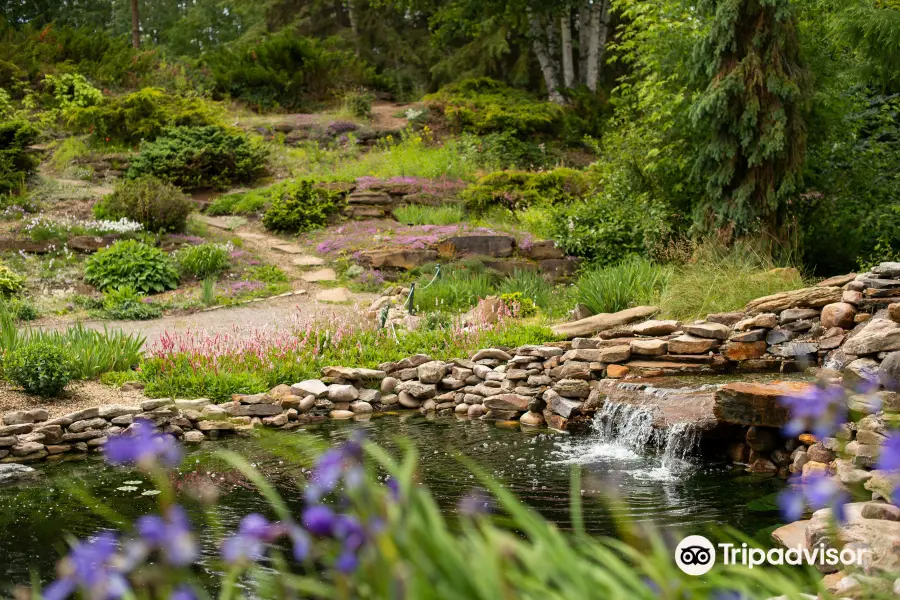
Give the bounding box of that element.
[0,297,38,321]
[0,120,38,194]
[175,243,230,278]
[0,265,26,297]
[393,204,465,226]
[66,88,222,145]
[424,78,563,136]
[94,177,194,233]
[128,126,268,190]
[262,179,342,232]
[342,89,373,118]
[4,341,73,397]
[43,73,102,109]
[462,169,591,214]
[101,285,163,320]
[85,240,179,294]
[575,257,673,315]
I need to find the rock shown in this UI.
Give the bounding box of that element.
[381,394,399,406]
[519,411,544,426]
[140,399,173,412]
[183,431,205,443]
[552,379,592,399]
[714,381,808,427]
[0,424,32,436]
[818,273,857,287]
[873,262,900,278]
[397,381,437,399]
[707,312,745,326]
[806,443,835,463]
[782,319,814,333]
[806,504,900,574]
[746,426,780,452]
[723,341,768,361]
[629,339,668,356]
[11,441,44,457]
[350,401,373,414]
[472,348,512,362]
[321,366,386,381]
[327,385,360,403]
[231,404,283,417]
[292,255,326,267]
[234,393,278,405]
[262,413,289,427]
[821,302,857,329]
[779,308,820,324]
[834,459,871,486]
[632,319,679,336]
[68,418,108,433]
[438,235,515,258]
[684,322,731,340]
[667,335,717,354]
[842,290,863,306]
[730,328,768,343]
[549,395,583,418]
[599,345,631,363]
[417,361,449,384]
[174,399,211,411]
[330,410,355,420]
[879,352,900,391]
[747,458,778,473]
[316,287,351,303]
[745,286,842,314]
[301,268,337,282]
[296,395,316,413]
[357,388,380,403]
[467,404,486,418]
[842,358,880,389]
[0,463,38,485]
[861,502,900,521]
[606,364,630,378]
[363,249,438,270]
[483,394,530,412]
[768,342,819,358]
[844,318,900,355]
[380,377,399,394]
[398,392,421,409]
[765,328,794,345]
[551,306,659,339]
[889,303,900,324]
[2,409,49,426]
[865,471,897,504]
[292,380,329,398]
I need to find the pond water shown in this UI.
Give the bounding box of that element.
[0,413,787,595]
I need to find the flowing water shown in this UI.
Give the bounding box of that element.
[0,413,787,594]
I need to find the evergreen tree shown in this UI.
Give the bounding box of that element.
[690,0,811,236]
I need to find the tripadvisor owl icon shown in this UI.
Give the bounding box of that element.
[675,535,716,576]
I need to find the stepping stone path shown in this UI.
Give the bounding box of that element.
[271,243,306,255]
[302,268,337,283]
[194,215,247,231]
[316,288,351,303]
[293,255,326,267]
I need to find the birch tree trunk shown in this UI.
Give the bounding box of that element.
[130,0,140,49]
[561,8,575,89]
[585,0,611,92]
[528,12,565,104]
[578,1,590,83]
[347,0,361,57]
[596,0,612,73]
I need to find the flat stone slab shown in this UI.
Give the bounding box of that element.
[293,255,326,267]
[302,268,337,282]
[316,288,351,303]
[596,378,718,430]
[194,215,247,231]
[713,381,809,427]
[771,520,809,549]
[551,306,659,339]
[271,243,306,255]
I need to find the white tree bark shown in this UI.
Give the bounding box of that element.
[528,12,565,104]
[578,1,591,84]
[585,0,611,92]
[561,8,575,89]
[596,0,612,76]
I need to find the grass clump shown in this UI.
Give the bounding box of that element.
[393,204,465,226]
[413,266,496,313]
[175,243,230,278]
[659,241,806,320]
[575,257,673,315]
[207,189,269,216]
[498,269,553,310]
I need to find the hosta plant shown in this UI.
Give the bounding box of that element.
[85,240,179,294]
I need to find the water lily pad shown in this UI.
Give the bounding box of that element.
[123,480,142,485]
[141,490,161,496]
[116,486,138,492]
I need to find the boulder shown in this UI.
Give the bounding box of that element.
[549,395,583,419]
[292,380,329,398]
[842,290,862,306]
[745,287,842,314]
[551,379,592,399]
[521,241,564,260]
[417,361,450,384]
[632,319,679,336]
[667,335,717,355]
[519,411,545,427]
[729,329,767,342]
[723,341,767,361]
[551,306,659,339]
[328,384,359,403]
[2,409,49,427]
[483,394,530,412]
[768,342,819,358]
[606,364,630,378]
[350,401,374,414]
[844,318,900,355]
[684,322,731,340]
[438,235,515,258]
[817,273,857,287]
[0,463,39,486]
[598,345,631,363]
[363,249,438,270]
[821,302,857,329]
[714,381,808,427]
[183,431,205,443]
[843,358,880,389]
[806,505,900,574]
[472,348,513,362]
[889,303,900,324]
[706,312,745,326]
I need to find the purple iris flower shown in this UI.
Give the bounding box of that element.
[876,433,900,473]
[305,433,366,503]
[43,532,130,600]
[778,473,849,524]
[170,585,198,600]
[135,505,198,566]
[104,419,182,470]
[335,550,359,573]
[221,514,276,565]
[385,477,400,500]
[303,505,337,537]
[779,385,848,439]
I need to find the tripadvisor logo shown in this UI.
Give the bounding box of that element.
[674,535,870,576]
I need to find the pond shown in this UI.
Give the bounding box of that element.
[0,413,787,596]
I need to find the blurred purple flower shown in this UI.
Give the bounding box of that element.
[136,505,198,566]
[104,419,182,470]
[221,514,279,565]
[779,384,848,439]
[328,120,359,134]
[303,505,337,536]
[385,476,400,500]
[458,488,493,516]
[170,585,198,600]
[876,433,900,473]
[44,532,129,600]
[778,472,849,524]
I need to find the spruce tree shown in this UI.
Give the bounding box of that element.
[690,0,811,236]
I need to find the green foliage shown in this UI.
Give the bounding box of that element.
[94,176,194,233]
[262,179,342,233]
[425,78,563,136]
[691,0,811,235]
[207,189,268,216]
[247,265,289,284]
[498,292,537,317]
[67,88,222,145]
[0,120,38,194]
[101,285,163,320]
[128,126,268,191]
[393,204,465,226]
[498,269,553,310]
[342,89,373,118]
[43,73,102,109]
[3,341,73,397]
[658,240,806,320]
[85,240,179,294]
[0,296,38,321]
[462,168,591,213]
[201,276,216,306]
[575,257,673,315]
[413,266,496,313]
[50,136,91,173]
[0,264,26,297]
[0,87,12,117]
[205,31,376,110]
[175,243,230,278]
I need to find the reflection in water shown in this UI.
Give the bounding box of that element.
[0,413,785,594]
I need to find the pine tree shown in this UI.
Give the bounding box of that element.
[690,0,811,236]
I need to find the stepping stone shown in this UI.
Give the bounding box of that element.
[271,243,305,255]
[316,288,351,303]
[293,255,326,267]
[237,232,267,240]
[193,214,247,231]
[302,268,337,283]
